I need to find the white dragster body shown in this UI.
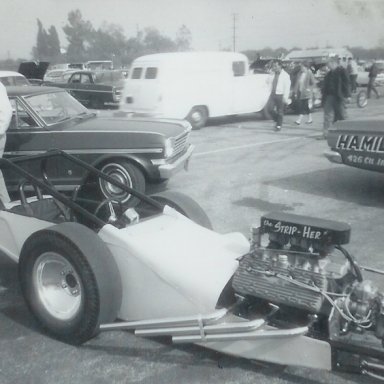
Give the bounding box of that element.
[98,206,247,320]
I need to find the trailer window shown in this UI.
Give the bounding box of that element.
[145,67,158,79]
[232,61,246,77]
[131,68,143,79]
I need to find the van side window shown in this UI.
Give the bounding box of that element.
[131,68,143,79]
[232,61,246,77]
[145,67,158,79]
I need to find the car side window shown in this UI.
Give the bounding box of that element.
[131,68,143,79]
[145,67,158,79]
[232,61,246,77]
[9,99,39,129]
[70,73,81,83]
[0,77,11,86]
[80,74,91,84]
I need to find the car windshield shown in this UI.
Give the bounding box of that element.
[25,91,90,124]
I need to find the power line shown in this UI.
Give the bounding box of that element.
[232,13,238,52]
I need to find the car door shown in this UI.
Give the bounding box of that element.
[67,73,91,105]
[4,98,56,192]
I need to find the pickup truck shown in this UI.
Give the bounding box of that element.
[45,70,125,109]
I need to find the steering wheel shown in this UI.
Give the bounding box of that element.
[55,106,69,121]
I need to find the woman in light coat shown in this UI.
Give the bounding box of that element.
[292,61,316,125]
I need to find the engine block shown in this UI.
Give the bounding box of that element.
[232,212,352,314]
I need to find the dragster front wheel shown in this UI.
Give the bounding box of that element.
[18,222,122,344]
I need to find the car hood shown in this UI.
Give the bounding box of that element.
[18,61,50,80]
[60,116,191,138]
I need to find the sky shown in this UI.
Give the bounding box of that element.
[1,0,384,60]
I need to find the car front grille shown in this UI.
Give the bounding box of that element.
[172,131,189,158]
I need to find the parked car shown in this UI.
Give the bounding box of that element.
[43,69,77,83]
[355,65,384,87]
[0,71,30,86]
[4,86,194,201]
[49,69,125,109]
[324,118,384,172]
[120,51,272,129]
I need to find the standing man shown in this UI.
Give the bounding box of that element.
[321,57,351,139]
[0,82,12,203]
[267,59,291,131]
[367,59,380,99]
[347,57,358,93]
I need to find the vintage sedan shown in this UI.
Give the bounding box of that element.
[4,86,194,201]
[48,69,125,109]
[324,118,384,172]
[0,71,30,86]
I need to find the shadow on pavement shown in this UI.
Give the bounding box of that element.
[265,166,384,208]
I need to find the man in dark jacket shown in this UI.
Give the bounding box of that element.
[367,60,380,99]
[321,57,350,139]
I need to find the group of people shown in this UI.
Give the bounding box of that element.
[265,57,381,139]
[264,59,317,132]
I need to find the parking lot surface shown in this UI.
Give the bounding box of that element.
[1,93,384,384]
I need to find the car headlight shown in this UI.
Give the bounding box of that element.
[164,138,175,158]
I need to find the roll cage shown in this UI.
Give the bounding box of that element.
[0,149,163,229]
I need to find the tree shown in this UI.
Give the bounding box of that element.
[63,9,94,62]
[87,22,127,66]
[175,25,192,51]
[32,19,61,62]
[47,26,61,58]
[142,27,177,53]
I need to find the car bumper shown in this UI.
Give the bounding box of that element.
[158,144,194,179]
[324,149,342,164]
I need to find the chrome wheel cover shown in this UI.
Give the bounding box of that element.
[33,252,82,321]
[99,163,133,202]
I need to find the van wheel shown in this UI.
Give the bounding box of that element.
[186,107,208,130]
[18,223,122,344]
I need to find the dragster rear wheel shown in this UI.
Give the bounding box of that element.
[19,222,122,344]
[150,190,213,229]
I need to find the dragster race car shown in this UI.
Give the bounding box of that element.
[2,150,384,381]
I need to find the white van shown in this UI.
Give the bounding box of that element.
[120,52,271,129]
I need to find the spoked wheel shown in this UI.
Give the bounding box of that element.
[357,90,368,108]
[98,160,145,205]
[19,223,122,344]
[186,106,208,130]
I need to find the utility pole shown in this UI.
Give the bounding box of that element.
[232,13,237,52]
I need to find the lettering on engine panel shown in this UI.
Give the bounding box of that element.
[263,219,322,240]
